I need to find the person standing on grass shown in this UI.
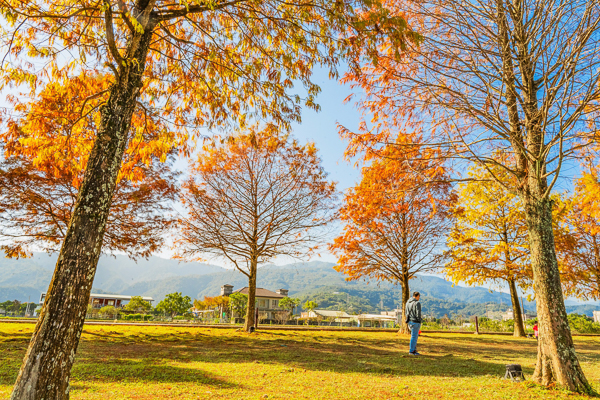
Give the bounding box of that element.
[533,322,538,340]
[405,292,422,355]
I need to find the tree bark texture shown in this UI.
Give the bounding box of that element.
[525,195,592,393]
[508,279,526,337]
[10,19,156,400]
[398,274,410,334]
[244,259,258,332]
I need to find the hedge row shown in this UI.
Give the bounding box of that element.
[122,314,153,321]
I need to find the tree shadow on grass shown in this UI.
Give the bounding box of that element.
[195,332,592,378]
[570,342,600,353]
[71,333,519,380]
[0,343,241,390]
[0,332,30,340]
[70,358,241,389]
[4,329,599,387]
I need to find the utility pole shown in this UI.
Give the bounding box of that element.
[25,296,31,317]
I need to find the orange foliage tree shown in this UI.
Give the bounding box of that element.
[0,1,413,396]
[0,74,178,259]
[340,0,600,391]
[194,296,229,318]
[556,166,600,301]
[445,163,532,337]
[176,127,338,332]
[330,143,453,333]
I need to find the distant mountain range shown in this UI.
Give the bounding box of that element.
[0,253,224,302]
[1,254,598,317]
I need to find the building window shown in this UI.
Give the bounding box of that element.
[107,300,114,306]
[259,299,266,308]
[272,300,278,308]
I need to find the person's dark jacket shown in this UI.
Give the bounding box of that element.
[405,297,422,324]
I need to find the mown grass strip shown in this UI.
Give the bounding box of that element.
[0,322,598,399]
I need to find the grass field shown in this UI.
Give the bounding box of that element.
[0,323,599,399]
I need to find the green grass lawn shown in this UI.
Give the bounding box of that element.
[0,323,599,399]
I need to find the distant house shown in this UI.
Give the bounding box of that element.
[357,313,397,328]
[380,310,401,317]
[381,310,403,322]
[302,309,352,322]
[501,308,532,321]
[39,292,154,310]
[221,285,289,319]
[299,310,397,327]
[501,309,514,321]
[594,311,600,323]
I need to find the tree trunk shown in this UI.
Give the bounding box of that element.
[525,195,592,393]
[593,237,600,298]
[244,258,258,332]
[508,279,526,337]
[398,274,410,334]
[505,0,590,382]
[398,221,411,334]
[10,17,156,400]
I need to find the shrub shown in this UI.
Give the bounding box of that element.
[568,314,600,334]
[98,305,118,318]
[123,296,152,313]
[478,317,514,332]
[123,314,153,321]
[422,321,444,330]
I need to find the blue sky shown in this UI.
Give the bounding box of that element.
[268,72,598,306]
[165,66,363,265]
[289,67,362,194]
[280,67,367,265]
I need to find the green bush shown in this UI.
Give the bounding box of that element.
[98,305,119,318]
[123,313,153,321]
[422,321,445,330]
[478,317,514,332]
[568,314,600,334]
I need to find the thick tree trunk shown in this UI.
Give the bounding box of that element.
[508,279,526,337]
[525,195,592,393]
[502,0,591,385]
[244,258,258,332]
[398,274,410,334]
[10,18,156,400]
